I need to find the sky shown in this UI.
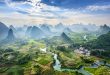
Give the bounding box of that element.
[0,0,110,26]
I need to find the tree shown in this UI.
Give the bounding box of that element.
[17,54,31,64]
[95,66,110,75]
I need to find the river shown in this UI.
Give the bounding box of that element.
[40,48,110,75]
[53,54,61,71]
[53,53,91,75]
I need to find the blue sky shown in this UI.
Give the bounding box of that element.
[0,0,110,26]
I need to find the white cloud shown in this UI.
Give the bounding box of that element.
[0,0,110,26]
[4,0,67,19]
[86,5,110,11]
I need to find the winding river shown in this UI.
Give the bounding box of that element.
[53,53,91,75]
[83,35,87,41]
[40,48,110,75]
[53,54,61,71]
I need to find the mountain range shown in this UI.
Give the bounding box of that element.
[0,22,9,41]
[30,26,45,39]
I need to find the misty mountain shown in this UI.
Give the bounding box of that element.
[30,26,45,39]
[96,31,110,50]
[70,24,99,32]
[40,24,51,34]
[61,32,72,43]
[15,27,26,38]
[63,27,72,33]
[0,29,15,45]
[25,26,32,37]
[0,22,9,41]
[55,23,65,32]
[84,31,110,50]
[23,25,28,31]
[9,25,16,32]
[6,29,15,41]
[99,24,110,34]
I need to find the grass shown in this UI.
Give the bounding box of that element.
[38,59,50,65]
[37,54,53,65]
[0,67,9,73]
[6,66,24,75]
[58,51,84,69]
[69,32,97,44]
[0,33,104,75]
[84,67,97,74]
[55,70,83,75]
[28,39,46,48]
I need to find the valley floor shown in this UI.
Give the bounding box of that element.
[0,32,110,75]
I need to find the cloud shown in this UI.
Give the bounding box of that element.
[86,5,110,11]
[0,0,110,26]
[4,0,68,19]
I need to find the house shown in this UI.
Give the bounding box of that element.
[74,47,90,56]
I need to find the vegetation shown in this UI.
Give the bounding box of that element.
[85,66,110,75]
[0,27,110,75]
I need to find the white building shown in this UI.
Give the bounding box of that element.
[74,47,90,56]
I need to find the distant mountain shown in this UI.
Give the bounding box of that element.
[15,26,27,38]
[55,23,64,28]
[63,27,72,33]
[25,26,32,37]
[9,25,16,32]
[0,28,15,44]
[70,24,99,32]
[99,24,110,34]
[23,25,28,31]
[6,28,15,41]
[30,26,45,39]
[84,31,110,50]
[40,24,51,34]
[0,22,9,40]
[43,33,72,45]
[55,23,65,32]
[96,31,110,50]
[61,32,72,43]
